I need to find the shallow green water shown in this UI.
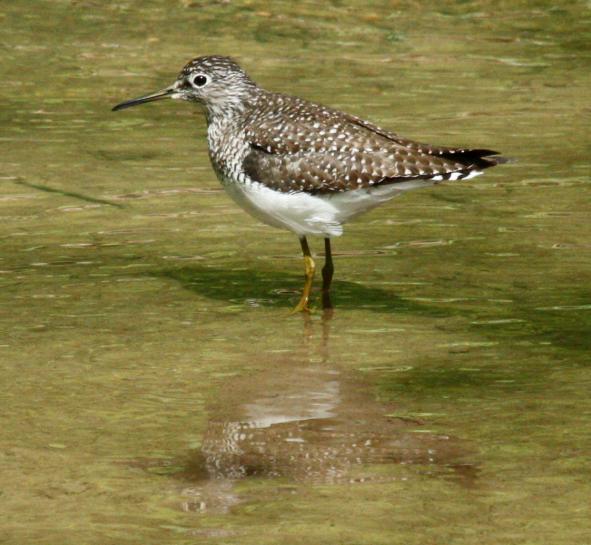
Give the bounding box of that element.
[1,1,590,544]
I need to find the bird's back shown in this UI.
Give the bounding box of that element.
[240,89,504,195]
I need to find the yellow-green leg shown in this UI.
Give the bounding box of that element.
[291,236,316,313]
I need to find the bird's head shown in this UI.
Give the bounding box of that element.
[112,55,256,117]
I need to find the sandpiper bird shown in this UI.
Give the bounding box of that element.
[113,55,505,312]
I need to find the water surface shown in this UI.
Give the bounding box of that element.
[1,1,590,544]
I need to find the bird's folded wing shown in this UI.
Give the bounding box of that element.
[242,94,503,194]
[243,144,477,194]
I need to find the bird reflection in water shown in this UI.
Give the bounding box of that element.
[138,312,477,513]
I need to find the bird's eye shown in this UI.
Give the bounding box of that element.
[191,74,208,87]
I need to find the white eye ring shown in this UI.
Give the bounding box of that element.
[191,74,209,87]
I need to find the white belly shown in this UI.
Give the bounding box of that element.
[223,180,344,237]
[220,178,440,238]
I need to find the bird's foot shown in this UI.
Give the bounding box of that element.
[290,294,312,314]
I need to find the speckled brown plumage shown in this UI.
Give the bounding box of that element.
[114,55,504,201]
[241,90,502,194]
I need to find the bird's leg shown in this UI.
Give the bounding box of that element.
[292,236,315,313]
[321,238,334,311]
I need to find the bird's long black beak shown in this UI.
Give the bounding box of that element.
[112,85,176,112]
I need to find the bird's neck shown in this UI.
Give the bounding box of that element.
[205,107,245,160]
[204,88,259,125]
[206,103,241,125]
[206,105,249,176]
